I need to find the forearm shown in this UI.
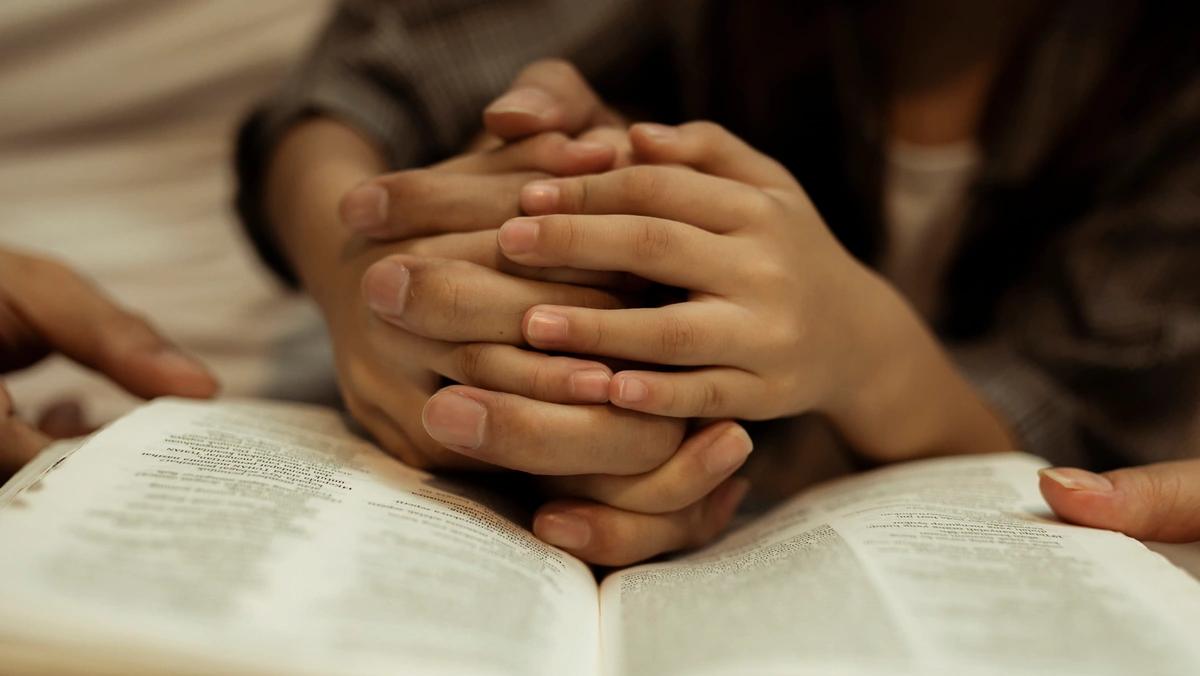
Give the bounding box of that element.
[265,118,387,312]
[832,274,1016,460]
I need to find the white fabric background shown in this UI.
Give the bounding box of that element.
[0,0,339,425]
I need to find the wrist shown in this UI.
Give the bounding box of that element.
[265,118,387,313]
[824,271,1014,461]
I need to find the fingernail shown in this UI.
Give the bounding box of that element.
[485,87,555,118]
[636,123,678,142]
[569,369,611,402]
[422,392,487,450]
[536,512,592,549]
[564,139,610,155]
[702,426,754,475]
[363,259,410,318]
[498,217,540,255]
[615,376,648,403]
[342,183,388,232]
[1039,468,1114,492]
[526,310,569,342]
[520,182,560,213]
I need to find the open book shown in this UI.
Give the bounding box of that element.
[1,399,1198,676]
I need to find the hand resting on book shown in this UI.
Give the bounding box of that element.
[0,247,217,478]
[1040,460,1200,543]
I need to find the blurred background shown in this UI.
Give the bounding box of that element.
[0,1,339,425]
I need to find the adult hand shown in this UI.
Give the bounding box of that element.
[0,248,217,476]
[499,121,1014,462]
[1040,460,1200,542]
[482,58,625,142]
[337,131,749,565]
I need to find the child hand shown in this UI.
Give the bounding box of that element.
[500,122,1013,461]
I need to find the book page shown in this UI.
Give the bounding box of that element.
[600,453,1200,676]
[0,399,599,676]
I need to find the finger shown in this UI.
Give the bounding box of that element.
[435,343,614,404]
[577,125,634,168]
[361,255,624,344]
[341,133,617,239]
[341,171,538,239]
[630,121,801,191]
[483,59,623,140]
[609,367,766,419]
[0,382,49,477]
[1039,462,1200,542]
[3,255,218,399]
[497,214,737,292]
[542,421,753,513]
[519,165,776,235]
[420,385,684,475]
[522,302,741,366]
[400,229,640,289]
[364,321,615,404]
[349,394,489,472]
[533,477,750,566]
[443,131,616,176]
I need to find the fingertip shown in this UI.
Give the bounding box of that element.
[630,123,679,160]
[483,87,562,139]
[150,351,220,398]
[519,181,561,215]
[533,506,593,551]
[567,368,612,403]
[1038,468,1124,531]
[631,122,678,144]
[561,140,617,174]
[523,306,570,346]
[497,217,540,256]
[610,372,649,405]
[361,256,411,321]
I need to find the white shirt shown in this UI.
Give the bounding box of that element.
[881,139,983,319]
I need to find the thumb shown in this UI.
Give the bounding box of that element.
[1039,460,1200,542]
[483,59,623,140]
[4,255,218,400]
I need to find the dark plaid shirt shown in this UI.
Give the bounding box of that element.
[236,0,1200,469]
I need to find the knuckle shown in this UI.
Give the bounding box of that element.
[632,219,672,262]
[524,360,555,399]
[695,379,726,417]
[1135,472,1186,538]
[742,257,790,290]
[570,175,592,213]
[455,343,489,383]
[542,214,582,258]
[658,314,702,360]
[743,190,782,223]
[620,166,664,206]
